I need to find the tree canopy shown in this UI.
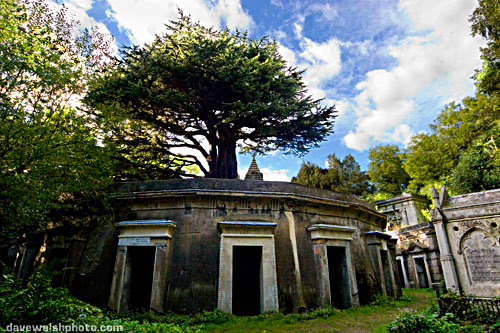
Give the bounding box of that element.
[0,0,114,235]
[470,0,500,96]
[368,145,410,196]
[85,14,337,179]
[292,154,373,197]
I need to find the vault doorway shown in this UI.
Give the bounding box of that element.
[327,246,351,309]
[380,250,395,296]
[232,245,262,316]
[414,257,429,288]
[128,246,156,311]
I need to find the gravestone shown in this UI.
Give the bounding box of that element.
[462,231,500,284]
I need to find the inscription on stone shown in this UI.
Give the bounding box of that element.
[118,237,151,246]
[463,231,500,283]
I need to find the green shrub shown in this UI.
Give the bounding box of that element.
[389,308,461,332]
[0,267,102,326]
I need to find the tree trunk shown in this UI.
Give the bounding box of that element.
[206,129,238,179]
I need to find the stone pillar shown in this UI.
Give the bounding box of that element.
[151,244,169,312]
[398,256,410,288]
[433,221,460,293]
[108,246,128,311]
[365,231,399,298]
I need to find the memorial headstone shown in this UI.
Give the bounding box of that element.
[462,231,500,284]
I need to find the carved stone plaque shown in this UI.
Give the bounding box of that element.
[118,237,150,246]
[463,231,500,284]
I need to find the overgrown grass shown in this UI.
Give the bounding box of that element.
[7,267,479,333]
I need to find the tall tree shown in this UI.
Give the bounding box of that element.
[403,93,500,191]
[292,154,372,197]
[470,0,500,96]
[0,0,114,235]
[85,14,337,179]
[449,123,500,194]
[368,145,410,196]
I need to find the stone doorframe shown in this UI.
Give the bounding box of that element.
[307,224,360,308]
[217,221,279,314]
[396,256,410,288]
[365,231,398,298]
[108,220,176,312]
[411,254,432,288]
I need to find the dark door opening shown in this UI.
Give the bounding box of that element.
[396,259,406,288]
[128,246,156,311]
[327,246,351,309]
[414,257,429,288]
[232,245,262,316]
[46,248,69,287]
[380,250,394,296]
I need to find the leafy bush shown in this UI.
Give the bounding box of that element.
[0,267,101,326]
[389,308,461,332]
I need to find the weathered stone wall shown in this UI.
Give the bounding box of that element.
[392,222,442,288]
[110,179,398,313]
[432,188,500,297]
[376,193,430,230]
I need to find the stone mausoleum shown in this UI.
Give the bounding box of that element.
[5,159,402,315]
[376,194,443,290]
[432,187,500,297]
[107,177,401,314]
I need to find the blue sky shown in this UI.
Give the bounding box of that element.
[59,0,484,181]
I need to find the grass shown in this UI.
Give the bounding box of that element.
[201,288,435,332]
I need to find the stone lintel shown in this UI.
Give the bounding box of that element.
[218,221,277,235]
[115,220,177,239]
[365,231,392,246]
[307,224,355,241]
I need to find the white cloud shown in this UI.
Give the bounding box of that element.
[344,0,484,151]
[105,0,253,45]
[66,0,92,11]
[309,3,338,22]
[299,38,342,93]
[277,44,297,67]
[326,99,349,118]
[277,36,342,101]
[261,168,290,182]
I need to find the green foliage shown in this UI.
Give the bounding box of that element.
[449,124,500,194]
[470,0,500,96]
[368,145,410,196]
[389,308,462,332]
[438,292,500,325]
[292,154,373,197]
[0,267,102,326]
[0,0,115,235]
[86,13,336,179]
[403,93,500,195]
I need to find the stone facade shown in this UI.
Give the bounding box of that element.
[377,194,442,289]
[432,187,500,297]
[7,179,402,314]
[108,179,401,314]
[376,193,430,231]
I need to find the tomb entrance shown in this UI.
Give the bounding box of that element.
[108,220,176,312]
[308,224,359,308]
[217,221,278,315]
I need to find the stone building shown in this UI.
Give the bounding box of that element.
[7,163,402,315]
[108,178,401,314]
[376,193,430,231]
[432,187,500,297]
[376,194,442,289]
